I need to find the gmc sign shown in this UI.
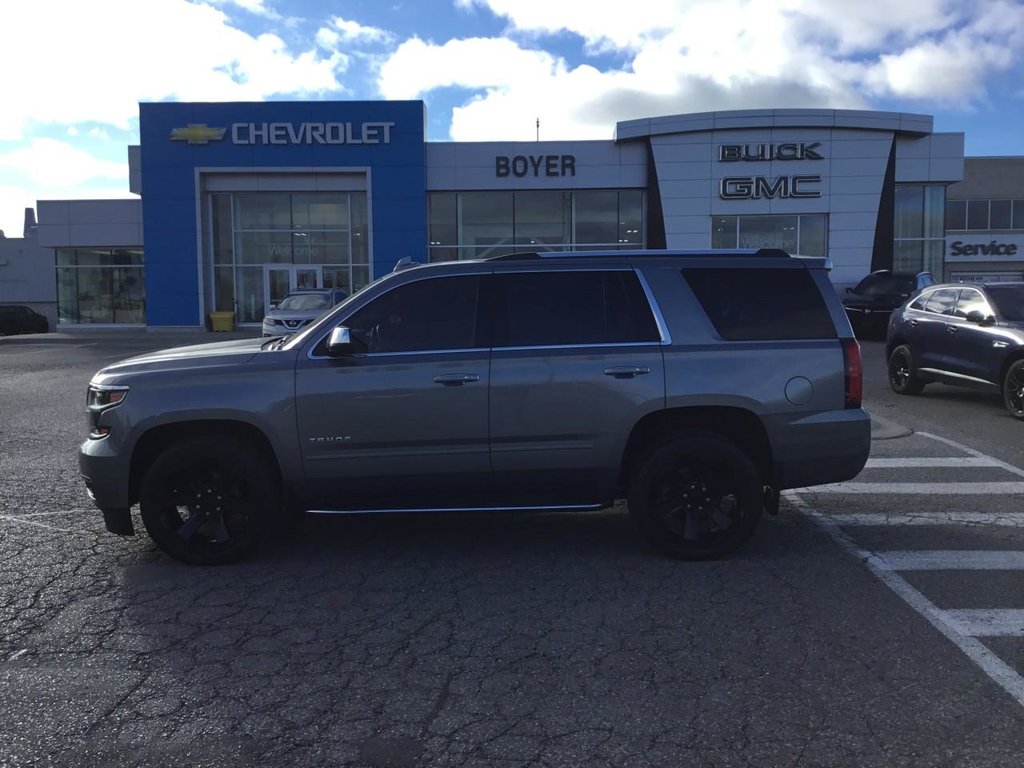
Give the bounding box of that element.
[720,175,823,200]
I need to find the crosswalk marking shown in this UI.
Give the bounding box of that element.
[798,481,1024,494]
[785,428,1024,711]
[822,512,1024,527]
[864,457,1002,468]
[785,491,1024,709]
[872,550,1024,571]
[945,610,1024,638]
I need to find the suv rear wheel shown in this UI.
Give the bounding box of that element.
[628,433,763,560]
[139,436,281,565]
[888,344,926,395]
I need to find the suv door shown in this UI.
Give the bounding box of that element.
[486,268,666,504]
[948,287,1002,384]
[294,273,491,509]
[915,287,960,372]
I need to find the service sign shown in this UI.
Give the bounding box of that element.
[946,234,1024,262]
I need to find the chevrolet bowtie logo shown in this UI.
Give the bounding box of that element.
[170,124,226,145]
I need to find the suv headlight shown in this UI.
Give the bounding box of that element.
[87,384,129,411]
[87,384,129,439]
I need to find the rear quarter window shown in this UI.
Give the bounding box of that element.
[682,267,837,341]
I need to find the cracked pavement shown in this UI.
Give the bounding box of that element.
[1,335,1023,767]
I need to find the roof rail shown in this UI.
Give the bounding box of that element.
[392,257,421,272]
[488,248,792,261]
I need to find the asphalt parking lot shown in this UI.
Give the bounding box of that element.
[2,332,1024,767]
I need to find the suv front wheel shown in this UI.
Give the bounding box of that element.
[628,433,763,560]
[139,436,282,565]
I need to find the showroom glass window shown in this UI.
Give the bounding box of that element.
[55,249,145,324]
[894,184,945,276]
[711,215,827,256]
[210,192,368,323]
[946,199,1024,231]
[427,190,643,261]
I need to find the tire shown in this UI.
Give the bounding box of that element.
[139,436,281,565]
[888,344,925,395]
[1003,360,1024,420]
[628,433,763,560]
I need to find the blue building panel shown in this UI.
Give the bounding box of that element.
[139,100,426,326]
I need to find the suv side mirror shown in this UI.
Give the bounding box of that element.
[966,310,995,326]
[326,326,355,356]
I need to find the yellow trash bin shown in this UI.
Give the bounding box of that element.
[209,311,235,332]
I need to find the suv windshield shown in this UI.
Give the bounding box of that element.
[854,273,915,296]
[277,293,332,311]
[985,284,1024,321]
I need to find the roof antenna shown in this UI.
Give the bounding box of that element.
[536,118,540,142]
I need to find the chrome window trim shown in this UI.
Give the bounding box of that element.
[634,268,672,345]
[491,341,664,353]
[308,346,489,361]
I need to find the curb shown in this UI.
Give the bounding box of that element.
[868,410,914,440]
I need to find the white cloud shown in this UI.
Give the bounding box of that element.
[0,0,346,142]
[318,16,394,47]
[394,0,1024,139]
[379,37,564,100]
[0,139,127,189]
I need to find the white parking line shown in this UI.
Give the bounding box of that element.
[945,610,1024,638]
[800,482,1024,494]
[785,492,1024,709]
[825,512,1024,527]
[0,515,76,533]
[872,551,1024,571]
[864,457,1001,468]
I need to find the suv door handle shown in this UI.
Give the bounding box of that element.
[946,325,959,334]
[604,366,651,379]
[433,373,481,386]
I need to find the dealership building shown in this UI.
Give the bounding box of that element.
[11,101,1019,330]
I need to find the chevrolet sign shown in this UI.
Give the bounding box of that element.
[170,121,396,146]
[170,124,227,145]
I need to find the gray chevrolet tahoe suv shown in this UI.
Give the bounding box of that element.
[80,249,870,565]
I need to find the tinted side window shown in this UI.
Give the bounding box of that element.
[909,293,929,310]
[682,267,836,341]
[924,288,959,316]
[344,275,482,353]
[490,271,660,347]
[954,289,991,319]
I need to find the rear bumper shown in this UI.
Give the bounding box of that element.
[766,408,871,490]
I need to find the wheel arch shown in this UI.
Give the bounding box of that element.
[997,349,1024,391]
[618,406,772,489]
[129,420,282,504]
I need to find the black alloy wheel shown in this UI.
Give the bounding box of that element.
[628,434,762,560]
[1003,360,1024,420]
[888,344,925,395]
[139,436,281,565]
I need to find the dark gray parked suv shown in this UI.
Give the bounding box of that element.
[80,249,870,564]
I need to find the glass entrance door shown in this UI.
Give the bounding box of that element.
[264,265,323,315]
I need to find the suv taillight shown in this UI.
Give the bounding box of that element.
[842,339,863,408]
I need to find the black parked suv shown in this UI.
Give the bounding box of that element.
[887,281,1024,419]
[843,269,934,338]
[0,304,48,335]
[80,249,870,564]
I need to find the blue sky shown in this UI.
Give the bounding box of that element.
[1,0,1023,238]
